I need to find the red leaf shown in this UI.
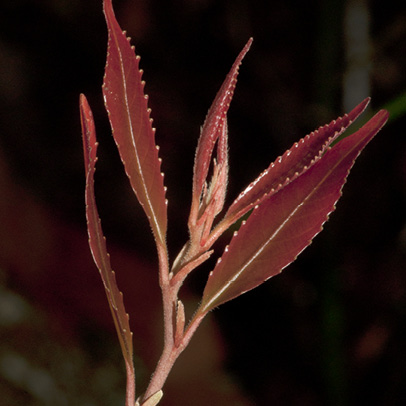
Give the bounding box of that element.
[103,0,167,247]
[80,93,134,377]
[220,98,371,230]
[197,118,230,247]
[190,38,252,225]
[199,109,388,313]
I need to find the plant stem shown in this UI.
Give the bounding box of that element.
[125,360,136,406]
[170,250,213,288]
[156,242,173,351]
[142,310,207,402]
[141,218,210,403]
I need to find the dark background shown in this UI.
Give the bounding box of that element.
[1,0,406,405]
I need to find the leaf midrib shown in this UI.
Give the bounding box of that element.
[109,25,165,244]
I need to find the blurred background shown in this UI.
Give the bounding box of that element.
[1,0,406,405]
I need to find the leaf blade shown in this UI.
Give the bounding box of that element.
[80,93,134,373]
[200,109,388,313]
[103,0,167,246]
[190,39,252,224]
[221,98,371,227]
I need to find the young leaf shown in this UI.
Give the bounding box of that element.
[198,118,229,246]
[80,94,135,401]
[217,98,371,234]
[189,38,252,227]
[199,108,388,313]
[103,0,167,247]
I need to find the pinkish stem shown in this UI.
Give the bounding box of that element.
[125,361,136,406]
[142,310,207,402]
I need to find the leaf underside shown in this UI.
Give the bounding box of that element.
[200,108,389,313]
[103,0,167,246]
[80,93,134,371]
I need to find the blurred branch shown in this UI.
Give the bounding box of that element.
[343,0,371,111]
[382,91,406,122]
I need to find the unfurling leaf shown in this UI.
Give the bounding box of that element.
[189,39,252,231]
[79,93,134,377]
[174,300,185,348]
[197,118,229,246]
[199,108,388,313]
[103,0,167,247]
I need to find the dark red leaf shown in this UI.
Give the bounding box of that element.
[80,93,134,372]
[199,109,388,313]
[190,39,252,225]
[103,0,167,247]
[220,98,371,230]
